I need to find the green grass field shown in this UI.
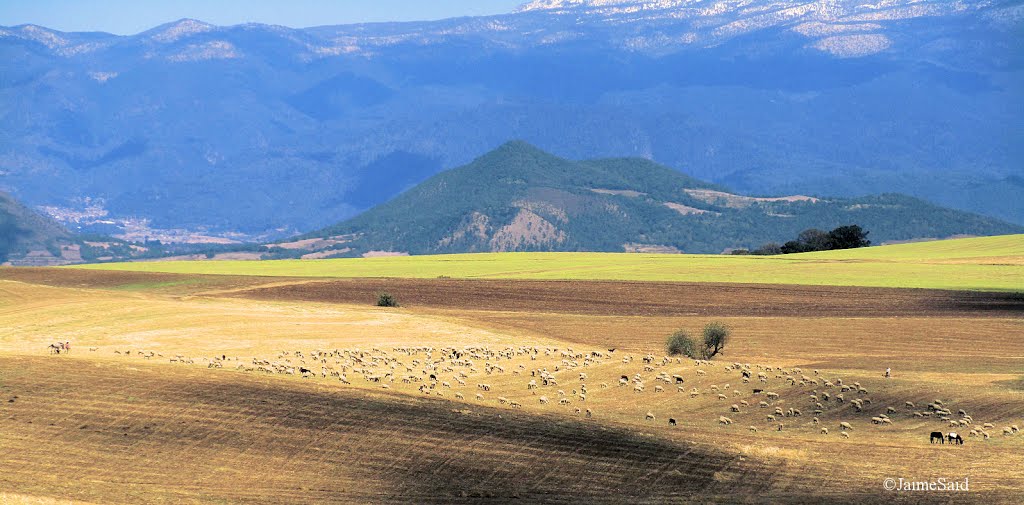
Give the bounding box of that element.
[71,235,1024,291]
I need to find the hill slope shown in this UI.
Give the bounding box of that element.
[295,142,1022,255]
[0,192,179,265]
[0,191,78,265]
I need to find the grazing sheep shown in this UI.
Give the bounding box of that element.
[559,398,571,405]
[839,422,853,431]
[983,423,995,429]
[887,407,897,414]
[539,396,549,404]
[655,385,665,393]
[475,393,484,400]
[645,412,656,421]
[740,400,749,407]
[1013,425,1020,433]
[812,417,819,425]
[731,404,741,413]
[718,394,727,400]
[840,432,850,439]
[586,408,593,418]
[454,392,464,400]
[820,427,828,435]
[749,426,758,433]
[719,416,733,425]
[498,396,509,405]
[510,401,522,409]
[905,401,915,408]
[1004,427,1014,436]
[767,415,776,422]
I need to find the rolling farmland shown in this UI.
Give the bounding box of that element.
[2,235,1023,503]
[72,235,1024,291]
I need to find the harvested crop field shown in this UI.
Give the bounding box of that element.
[224,277,1024,318]
[1,261,1022,504]
[2,268,1021,318]
[0,356,783,505]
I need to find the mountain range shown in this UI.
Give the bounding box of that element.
[1,0,1022,243]
[270,141,1022,257]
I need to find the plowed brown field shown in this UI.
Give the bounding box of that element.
[1,267,1021,504]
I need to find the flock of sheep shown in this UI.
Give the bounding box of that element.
[96,345,1021,443]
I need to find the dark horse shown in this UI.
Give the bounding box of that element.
[930,431,945,444]
[947,433,964,445]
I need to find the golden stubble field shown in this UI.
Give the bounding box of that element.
[0,268,1022,504]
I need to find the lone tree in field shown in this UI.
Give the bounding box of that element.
[827,225,871,250]
[376,292,399,307]
[701,322,730,359]
[666,330,698,358]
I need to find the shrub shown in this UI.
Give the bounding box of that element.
[667,330,698,358]
[701,321,730,359]
[376,293,399,307]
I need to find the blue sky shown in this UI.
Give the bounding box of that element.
[0,0,526,34]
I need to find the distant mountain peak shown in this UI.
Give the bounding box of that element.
[297,143,1021,257]
[148,18,215,43]
[514,0,993,20]
[2,23,69,49]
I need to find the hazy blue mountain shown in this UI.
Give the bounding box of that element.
[1,0,1021,243]
[278,141,1022,257]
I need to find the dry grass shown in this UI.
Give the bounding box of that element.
[0,270,1022,503]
